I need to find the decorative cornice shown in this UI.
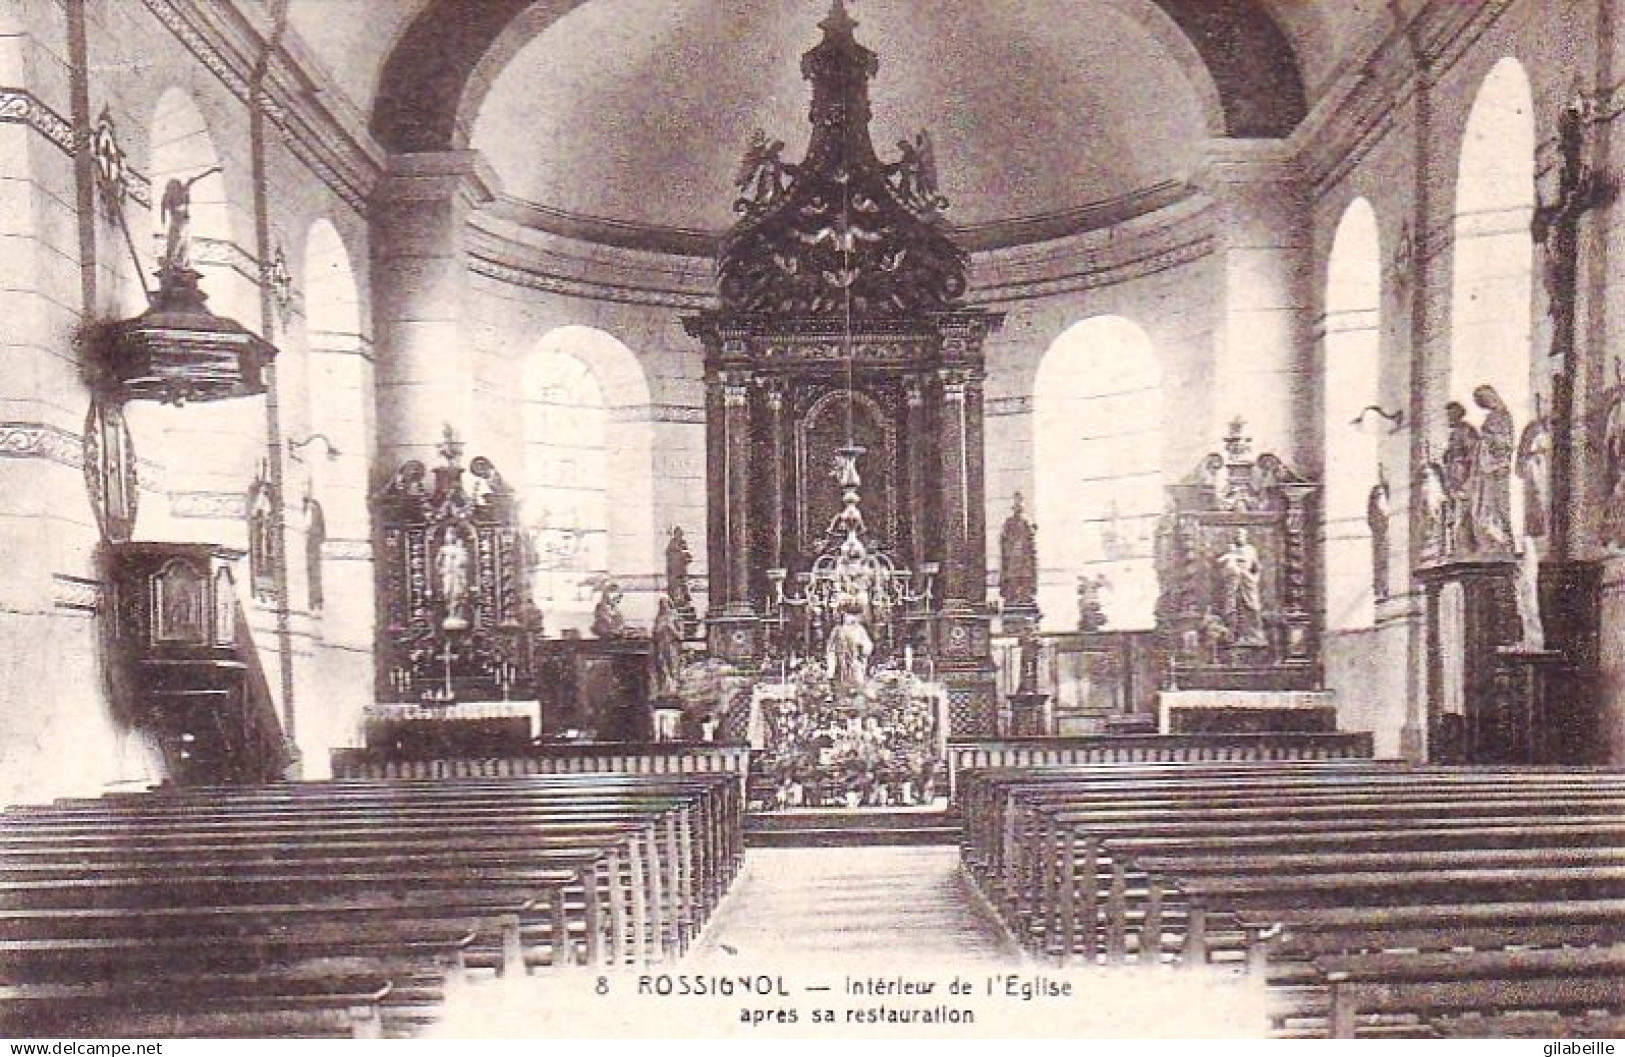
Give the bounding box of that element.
[0,422,83,467]
[190,235,261,283]
[321,538,372,561]
[472,189,1220,310]
[985,396,1034,417]
[0,89,75,157]
[170,490,245,519]
[51,574,101,612]
[135,0,381,212]
[971,232,1215,304]
[609,404,706,425]
[1291,0,1519,201]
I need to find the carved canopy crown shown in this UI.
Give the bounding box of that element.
[717,0,968,317]
[1172,418,1311,514]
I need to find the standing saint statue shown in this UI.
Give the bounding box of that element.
[1467,384,1515,554]
[665,526,693,610]
[1512,535,1546,652]
[1216,529,1266,646]
[1442,401,1479,554]
[825,606,874,695]
[436,527,471,631]
[1367,468,1391,602]
[650,597,684,700]
[1516,399,1552,540]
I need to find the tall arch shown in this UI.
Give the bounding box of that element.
[522,326,655,630]
[1033,317,1163,632]
[1449,57,1536,475]
[1323,197,1383,631]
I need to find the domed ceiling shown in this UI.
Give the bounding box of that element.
[467,0,1210,240]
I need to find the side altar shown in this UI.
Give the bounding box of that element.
[1154,421,1335,733]
[367,428,544,753]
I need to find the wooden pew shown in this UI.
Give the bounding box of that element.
[0,773,743,1038]
[957,762,1625,1038]
[1317,946,1625,1038]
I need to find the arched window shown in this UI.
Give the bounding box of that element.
[523,347,611,626]
[302,218,366,588]
[1033,317,1162,631]
[1324,197,1383,630]
[522,327,656,632]
[1449,57,1536,537]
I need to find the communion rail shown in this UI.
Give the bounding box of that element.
[331,742,752,785]
[947,733,1374,798]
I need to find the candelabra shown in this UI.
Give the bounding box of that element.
[766,446,936,660]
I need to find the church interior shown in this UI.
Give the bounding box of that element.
[4,0,1625,1040]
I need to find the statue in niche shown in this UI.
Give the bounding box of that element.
[1442,401,1479,554]
[825,605,874,695]
[1516,395,1553,540]
[247,477,276,602]
[1512,536,1546,652]
[1367,467,1391,602]
[665,526,693,610]
[435,526,471,631]
[1215,529,1266,647]
[650,597,684,700]
[591,580,629,639]
[1077,573,1108,633]
[1466,384,1515,555]
[999,492,1037,610]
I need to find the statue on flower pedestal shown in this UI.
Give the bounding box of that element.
[825,607,873,696]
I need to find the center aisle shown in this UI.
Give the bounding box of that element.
[690,846,1019,965]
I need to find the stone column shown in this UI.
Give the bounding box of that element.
[371,151,498,468]
[939,367,972,607]
[1198,139,1314,471]
[904,375,929,573]
[761,378,786,569]
[722,375,754,613]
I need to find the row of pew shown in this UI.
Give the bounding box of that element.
[960,759,1625,1038]
[0,772,743,1038]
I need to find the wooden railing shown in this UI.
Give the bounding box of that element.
[947,732,1374,797]
[331,742,753,786]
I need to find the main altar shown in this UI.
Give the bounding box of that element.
[685,0,1002,798]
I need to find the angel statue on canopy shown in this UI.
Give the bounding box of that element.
[887,130,949,215]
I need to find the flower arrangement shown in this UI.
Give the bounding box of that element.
[760,661,941,808]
